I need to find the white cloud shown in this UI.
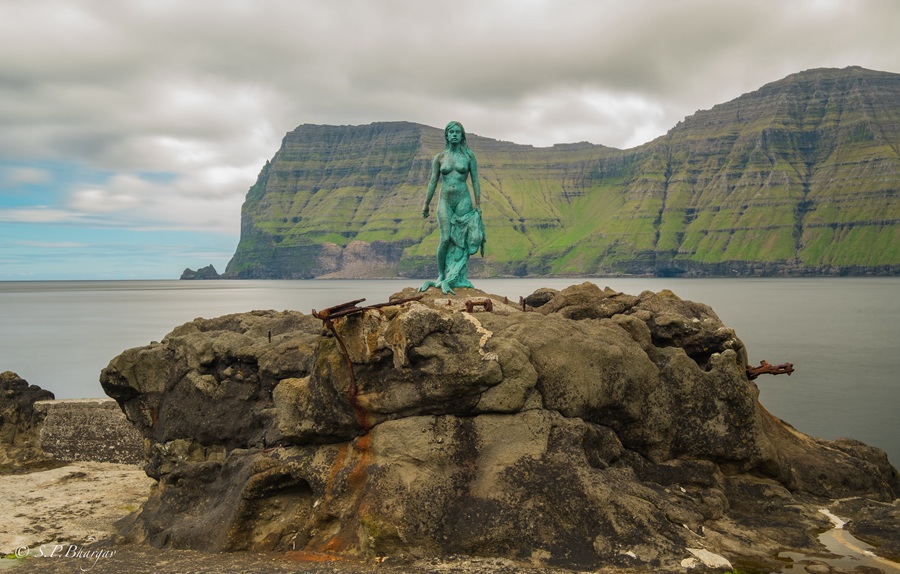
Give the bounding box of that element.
[68,174,151,213]
[62,171,245,232]
[481,88,670,149]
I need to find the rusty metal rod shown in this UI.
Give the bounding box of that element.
[311,298,366,320]
[746,360,795,380]
[312,295,423,321]
[323,295,425,320]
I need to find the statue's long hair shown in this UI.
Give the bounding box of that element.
[444,120,469,151]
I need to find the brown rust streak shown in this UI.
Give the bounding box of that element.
[316,433,373,555]
[284,550,357,563]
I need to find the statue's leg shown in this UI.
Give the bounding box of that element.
[436,239,449,282]
[421,237,450,292]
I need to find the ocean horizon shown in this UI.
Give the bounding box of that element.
[1,277,897,465]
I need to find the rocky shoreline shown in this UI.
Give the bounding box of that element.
[1,462,896,574]
[3,284,899,573]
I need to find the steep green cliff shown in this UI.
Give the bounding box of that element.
[225,67,900,278]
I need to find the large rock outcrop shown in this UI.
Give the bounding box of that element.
[100,284,899,572]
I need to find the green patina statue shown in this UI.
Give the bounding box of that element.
[419,121,486,295]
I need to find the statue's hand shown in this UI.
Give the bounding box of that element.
[422,207,430,218]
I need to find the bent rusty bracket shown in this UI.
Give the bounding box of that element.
[746,360,795,380]
[465,298,494,313]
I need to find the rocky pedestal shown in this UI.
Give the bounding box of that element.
[100,283,899,572]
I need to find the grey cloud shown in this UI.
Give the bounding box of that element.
[0,0,898,235]
[3,167,53,185]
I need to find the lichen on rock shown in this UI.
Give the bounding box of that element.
[99,285,899,572]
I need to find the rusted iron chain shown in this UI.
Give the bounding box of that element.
[746,360,795,380]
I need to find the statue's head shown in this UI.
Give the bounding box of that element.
[444,121,467,148]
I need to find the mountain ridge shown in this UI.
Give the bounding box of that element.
[222,66,900,279]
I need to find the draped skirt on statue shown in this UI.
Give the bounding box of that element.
[420,208,485,294]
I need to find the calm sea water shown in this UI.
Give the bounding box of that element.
[1,278,897,465]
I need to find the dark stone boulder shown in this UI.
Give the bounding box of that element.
[522,287,558,308]
[534,281,640,320]
[0,371,54,470]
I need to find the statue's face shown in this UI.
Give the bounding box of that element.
[447,124,463,144]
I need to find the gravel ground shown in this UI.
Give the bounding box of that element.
[0,462,153,556]
[2,548,605,574]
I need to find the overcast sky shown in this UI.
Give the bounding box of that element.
[1,0,898,279]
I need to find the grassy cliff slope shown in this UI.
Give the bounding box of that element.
[225,67,900,278]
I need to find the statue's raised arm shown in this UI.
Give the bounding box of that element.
[419,121,486,295]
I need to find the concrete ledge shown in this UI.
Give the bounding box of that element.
[34,398,145,465]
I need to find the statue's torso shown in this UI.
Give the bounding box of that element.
[439,151,473,212]
[439,150,470,177]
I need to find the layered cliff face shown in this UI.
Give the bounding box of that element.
[100,285,898,571]
[636,66,900,275]
[224,67,900,278]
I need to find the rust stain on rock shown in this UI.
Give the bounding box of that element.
[314,433,373,555]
